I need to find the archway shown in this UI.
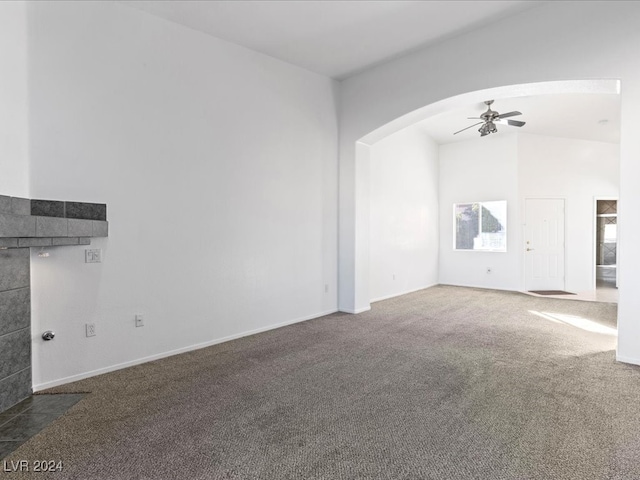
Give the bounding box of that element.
[340,79,620,314]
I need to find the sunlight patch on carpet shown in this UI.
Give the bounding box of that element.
[529,310,617,336]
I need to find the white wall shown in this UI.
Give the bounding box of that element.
[438,132,619,293]
[518,134,620,292]
[0,2,29,197]
[27,2,338,389]
[338,1,640,364]
[439,133,520,290]
[369,125,438,302]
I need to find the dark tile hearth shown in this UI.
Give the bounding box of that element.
[0,413,59,442]
[0,394,84,459]
[0,441,20,460]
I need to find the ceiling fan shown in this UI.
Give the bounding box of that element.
[453,100,526,137]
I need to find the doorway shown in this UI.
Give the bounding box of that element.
[595,199,618,292]
[525,198,566,292]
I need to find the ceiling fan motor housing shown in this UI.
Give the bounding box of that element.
[480,109,499,121]
[480,100,499,121]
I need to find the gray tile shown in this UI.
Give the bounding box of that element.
[26,394,84,414]
[65,202,106,221]
[0,214,36,238]
[0,288,30,337]
[11,198,31,216]
[52,237,79,246]
[79,238,91,245]
[0,249,30,291]
[30,199,64,218]
[68,219,93,237]
[0,238,18,249]
[0,413,58,441]
[1,397,33,416]
[0,196,11,214]
[0,329,30,379]
[0,369,31,413]
[0,441,21,459]
[0,414,17,427]
[18,238,52,248]
[93,221,109,237]
[35,217,67,237]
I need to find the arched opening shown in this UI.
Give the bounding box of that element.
[341,79,620,313]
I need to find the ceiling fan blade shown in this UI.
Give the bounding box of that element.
[453,121,483,135]
[507,119,525,127]
[467,117,482,119]
[497,111,521,119]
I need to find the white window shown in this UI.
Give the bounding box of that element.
[454,201,507,252]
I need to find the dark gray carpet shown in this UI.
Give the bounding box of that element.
[4,285,639,479]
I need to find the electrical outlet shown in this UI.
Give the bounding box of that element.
[85,249,102,263]
[86,323,96,337]
[135,314,144,327]
[324,284,329,293]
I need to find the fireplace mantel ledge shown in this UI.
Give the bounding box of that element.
[0,195,108,249]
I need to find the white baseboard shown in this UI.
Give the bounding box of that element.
[339,306,371,314]
[439,282,518,293]
[32,308,338,392]
[615,354,640,366]
[370,283,438,303]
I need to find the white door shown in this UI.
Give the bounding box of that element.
[525,199,565,291]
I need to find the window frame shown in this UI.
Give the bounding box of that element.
[452,201,508,253]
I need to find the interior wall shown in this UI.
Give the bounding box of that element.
[439,133,520,290]
[27,2,339,389]
[438,132,619,293]
[518,133,620,292]
[0,2,29,197]
[338,1,640,364]
[369,125,439,302]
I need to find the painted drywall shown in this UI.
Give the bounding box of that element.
[27,2,338,389]
[439,133,520,290]
[518,133,620,293]
[338,1,640,364]
[369,125,438,302]
[0,2,29,197]
[438,132,619,293]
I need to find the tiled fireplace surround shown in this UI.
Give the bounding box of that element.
[0,195,109,413]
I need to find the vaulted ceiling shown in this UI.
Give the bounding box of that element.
[124,1,619,145]
[124,1,542,80]
[418,93,621,145]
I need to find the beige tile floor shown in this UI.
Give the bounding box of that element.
[525,286,618,303]
[524,266,618,304]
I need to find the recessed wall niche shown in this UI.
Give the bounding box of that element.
[0,195,109,412]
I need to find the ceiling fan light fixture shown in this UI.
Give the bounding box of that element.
[479,121,497,136]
